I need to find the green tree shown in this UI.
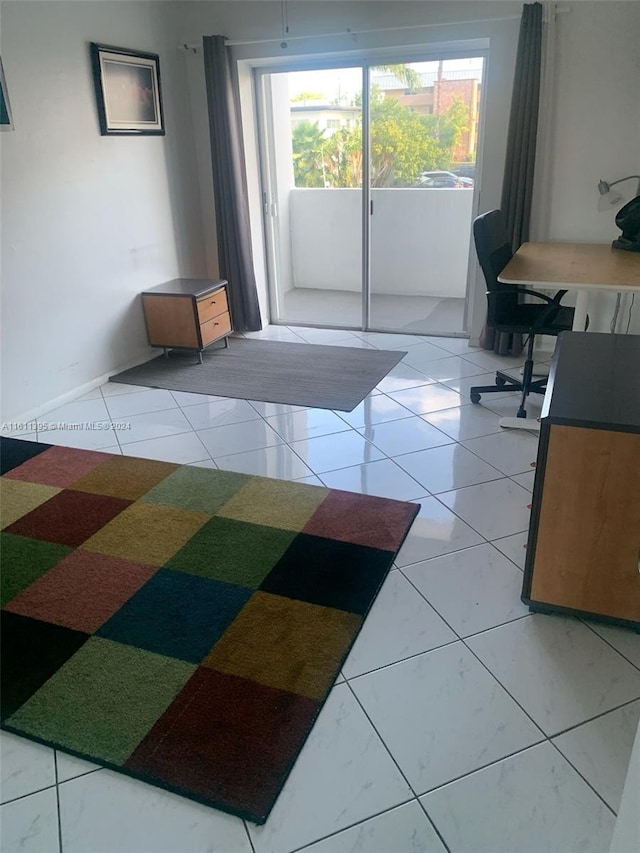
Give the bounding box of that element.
[289,79,472,188]
[291,91,325,103]
[430,96,471,168]
[323,126,363,187]
[291,121,327,187]
[369,89,440,186]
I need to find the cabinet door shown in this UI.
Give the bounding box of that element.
[529,424,640,623]
[142,295,199,348]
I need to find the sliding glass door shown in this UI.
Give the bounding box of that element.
[257,53,484,336]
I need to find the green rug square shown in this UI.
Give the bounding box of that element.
[1,533,72,607]
[6,636,195,765]
[166,516,297,589]
[141,466,249,514]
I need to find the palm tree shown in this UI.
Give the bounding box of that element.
[291,121,327,187]
[374,64,422,92]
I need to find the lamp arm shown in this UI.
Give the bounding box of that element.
[608,175,640,189]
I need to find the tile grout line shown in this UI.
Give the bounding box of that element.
[549,695,640,741]
[577,619,640,673]
[53,752,64,853]
[0,781,58,808]
[547,739,618,817]
[242,818,257,853]
[342,680,453,853]
[286,799,448,853]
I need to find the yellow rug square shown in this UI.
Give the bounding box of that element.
[203,591,361,700]
[216,478,329,532]
[70,456,179,501]
[1,480,61,528]
[81,502,209,565]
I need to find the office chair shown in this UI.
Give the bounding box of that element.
[470,210,575,418]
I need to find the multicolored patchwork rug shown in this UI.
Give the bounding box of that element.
[0,437,418,823]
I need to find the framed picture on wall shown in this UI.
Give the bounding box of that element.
[0,57,14,130]
[90,43,164,136]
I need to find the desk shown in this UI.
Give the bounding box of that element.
[496,242,640,429]
[523,331,640,627]
[498,242,640,332]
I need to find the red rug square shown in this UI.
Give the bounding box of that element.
[5,489,132,547]
[3,445,113,488]
[125,667,319,822]
[303,489,420,551]
[4,551,158,633]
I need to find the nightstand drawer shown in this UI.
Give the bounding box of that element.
[197,289,229,325]
[200,311,232,346]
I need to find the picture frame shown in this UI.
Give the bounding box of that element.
[0,57,14,131]
[90,43,164,136]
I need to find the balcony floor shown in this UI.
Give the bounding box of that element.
[279,288,466,335]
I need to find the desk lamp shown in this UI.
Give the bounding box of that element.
[597,175,640,252]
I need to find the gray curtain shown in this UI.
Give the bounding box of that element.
[480,1,543,353]
[202,35,262,331]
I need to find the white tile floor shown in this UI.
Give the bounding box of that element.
[2,326,640,853]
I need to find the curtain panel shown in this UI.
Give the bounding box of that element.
[480,2,543,354]
[202,35,262,332]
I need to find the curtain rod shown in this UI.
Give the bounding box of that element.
[179,5,569,52]
[179,13,519,52]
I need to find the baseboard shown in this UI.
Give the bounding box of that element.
[9,349,157,425]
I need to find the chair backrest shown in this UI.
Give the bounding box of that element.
[473,210,519,327]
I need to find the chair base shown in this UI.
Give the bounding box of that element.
[470,339,547,419]
[470,372,546,403]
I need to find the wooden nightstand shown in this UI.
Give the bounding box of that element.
[141,279,232,363]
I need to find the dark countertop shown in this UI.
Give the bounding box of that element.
[142,279,227,297]
[542,331,640,432]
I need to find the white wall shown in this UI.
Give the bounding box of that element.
[0,1,207,420]
[290,188,471,297]
[537,1,640,334]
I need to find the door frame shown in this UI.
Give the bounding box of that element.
[253,43,488,335]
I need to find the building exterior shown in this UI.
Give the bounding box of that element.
[371,67,482,163]
[290,103,361,136]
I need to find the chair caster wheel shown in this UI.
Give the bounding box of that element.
[470,392,481,404]
[495,376,507,387]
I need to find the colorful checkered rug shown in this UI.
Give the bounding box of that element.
[0,437,418,823]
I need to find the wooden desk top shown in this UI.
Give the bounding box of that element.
[499,242,640,291]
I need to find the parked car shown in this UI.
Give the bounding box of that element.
[415,171,473,188]
[452,163,476,181]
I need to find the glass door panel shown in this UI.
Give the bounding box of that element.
[368,57,484,335]
[259,67,363,328]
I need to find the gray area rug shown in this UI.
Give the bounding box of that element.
[110,338,406,411]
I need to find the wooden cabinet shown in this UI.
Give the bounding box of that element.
[141,279,232,362]
[523,332,640,629]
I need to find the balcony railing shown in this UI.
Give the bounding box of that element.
[287,187,473,298]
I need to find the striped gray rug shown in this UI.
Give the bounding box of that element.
[110,338,405,411]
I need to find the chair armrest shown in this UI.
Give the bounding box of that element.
[488,288,570,333]
[489,287,568,305]
[534,289,569,330]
